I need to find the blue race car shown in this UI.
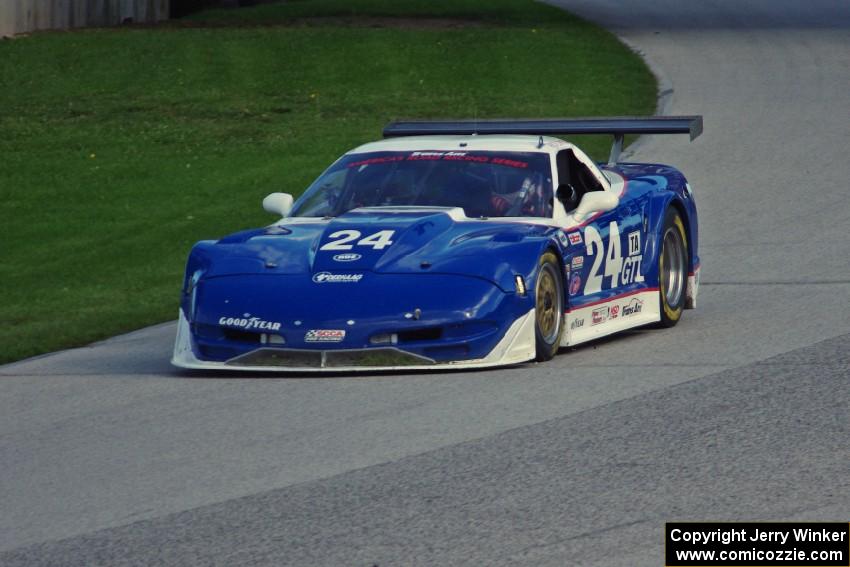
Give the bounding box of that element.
[172,117,702,371]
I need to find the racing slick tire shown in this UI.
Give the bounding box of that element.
[534,251,565,361]
[658,207,688,327]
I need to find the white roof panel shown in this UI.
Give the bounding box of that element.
[347,134,574,155]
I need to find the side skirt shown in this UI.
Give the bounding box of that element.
[561,289,661,347]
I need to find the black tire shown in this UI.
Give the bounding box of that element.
[534,251,565,361]
[658,208,688,327]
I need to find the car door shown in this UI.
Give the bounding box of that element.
[558,153,648,339]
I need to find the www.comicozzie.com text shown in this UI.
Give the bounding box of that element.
[670,527,847,546]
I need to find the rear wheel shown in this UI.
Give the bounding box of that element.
[658,208,688,327]
[534,251,565,361]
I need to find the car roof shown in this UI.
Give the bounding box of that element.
[348,134,575,155]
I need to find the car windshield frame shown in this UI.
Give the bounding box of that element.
[289,150,554,219]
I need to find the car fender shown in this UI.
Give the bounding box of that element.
[643,193,698,286]
[436,229,567,295]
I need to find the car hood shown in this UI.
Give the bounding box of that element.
[189,207,554,291]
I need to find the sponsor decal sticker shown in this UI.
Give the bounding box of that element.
[571,256,584,270]
[570,318,584,330]
[628,230,641,256]
[557,231,570,247]
[321,229,395,251]
[304,329,346,342]
[348,152,529,169]
[623,297,644,316]
[583,221,645,293]
[569,273,582,295]
[567,232,583,246]
[610,305,620,319]
[592,307,609,325]
[219,314,282,331]
[312,272,364,283]
[332,253,362,262]
[621,255,644,285]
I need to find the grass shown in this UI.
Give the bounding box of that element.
[185,0,589,24]
[0,0,656,364]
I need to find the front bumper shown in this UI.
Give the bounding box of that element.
[172,307,536,372]
[172,272,537,372]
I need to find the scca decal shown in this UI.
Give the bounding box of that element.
[305,329,345,342]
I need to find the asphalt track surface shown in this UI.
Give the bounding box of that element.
[2,1,849,565]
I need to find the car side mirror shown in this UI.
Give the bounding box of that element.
[262,192,294,217]
[574,191,619,220]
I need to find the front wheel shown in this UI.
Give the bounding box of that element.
[534,251,565,361]
[658,208,688,327]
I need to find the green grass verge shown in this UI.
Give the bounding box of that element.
[0,0,656,364]
[185,0,585,24]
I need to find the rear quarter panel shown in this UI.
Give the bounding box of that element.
[606,163,699,282]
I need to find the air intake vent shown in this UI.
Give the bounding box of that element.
[222,328,262,343]
[397,327,442,343]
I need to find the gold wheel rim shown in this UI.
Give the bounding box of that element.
[536,263,562,344]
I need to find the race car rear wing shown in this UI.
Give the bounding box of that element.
[382,116,703,164]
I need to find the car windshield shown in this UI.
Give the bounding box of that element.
[290,150,553,218]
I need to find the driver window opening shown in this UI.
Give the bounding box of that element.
[556,149,603,212]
